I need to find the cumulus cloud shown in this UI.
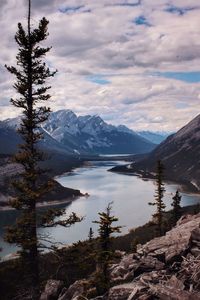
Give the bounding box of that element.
[0,0,200,131]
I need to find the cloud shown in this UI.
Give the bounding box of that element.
[1,0,200,132]
[165,4,198,16]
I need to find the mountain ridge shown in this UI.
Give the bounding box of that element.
[111,113,200,190]
[1,109,158,157]
[41,109,156,155]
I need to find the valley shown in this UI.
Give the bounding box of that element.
[1,160,200,258]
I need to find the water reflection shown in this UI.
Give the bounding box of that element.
[0,161,200,257]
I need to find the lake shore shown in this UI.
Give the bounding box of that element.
[109,163,200,195]
[1,160,200,259]
[0,194,86,212]
[0,156,85,211]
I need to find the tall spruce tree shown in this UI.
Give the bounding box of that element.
[93,203,121,295]
[4,1,82,298]
[149,160,166,236]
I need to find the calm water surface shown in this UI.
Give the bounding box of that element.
[1,161,200,257]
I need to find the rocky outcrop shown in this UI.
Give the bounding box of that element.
[137,213,200,262]
[40,280,63,300]
[58,280,89,300]
[41,213,200,300]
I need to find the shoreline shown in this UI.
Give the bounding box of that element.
[109,167,200,195]
[0,194,87,212]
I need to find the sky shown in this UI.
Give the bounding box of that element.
[1,0,200,131]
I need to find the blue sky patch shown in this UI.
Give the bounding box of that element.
[165,5,197,16]
[154,71,200,83]
[134,15,151,26]
[151,71,200,83]
[175,102,190,109]
[87,75,111,85]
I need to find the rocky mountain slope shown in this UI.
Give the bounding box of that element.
[0,119,74,156]
[40,213,200,299]
[111,114,200,190]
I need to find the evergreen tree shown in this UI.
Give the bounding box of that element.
[4,1,82,298]
[93,203,121,295]
[149,160,166,236]
[171,190,182,224]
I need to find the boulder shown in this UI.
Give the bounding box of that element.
[149,282,200,300]
[108,283,145,300]
[110,252,164,283]
[138,213,200,262]
[40,280,63,300]
[58,279,89,300]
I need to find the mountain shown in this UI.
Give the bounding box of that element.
[112,114,200,190]
[137,131,170,144]
[0,119,73,156]
[42,110,156,155]
[1,110,155,158]
[0,120,81,174]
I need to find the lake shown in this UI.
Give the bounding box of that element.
[1,160,200,258]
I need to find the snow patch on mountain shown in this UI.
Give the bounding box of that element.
[2,110,156,155]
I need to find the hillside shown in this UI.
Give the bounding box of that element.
[111,114,200,190]
[137,131,170,144]
[39,213,200,299]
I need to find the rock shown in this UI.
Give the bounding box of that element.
[191,227,200,241]
[138,214,200,262]
[40,280,63,300]
[190,247,200,257]
[58,279,89,300]
[166,275,185,290]
[110,254,138,283]
[111,265,129,279]
[111,251,164,283]
[134,256,165,276]
[120,254,135,269]
[108,283,145,300]
[115,250,126,258]
[177,214,200,226]
[149,283,200,300]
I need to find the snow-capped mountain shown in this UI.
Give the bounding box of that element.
[137,131,170,145]
[1,110,156,156]
[42,110,156,154]
[0,119,73,156]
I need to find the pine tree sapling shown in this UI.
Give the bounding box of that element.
[149,160,166,236]
[171,190,182,224]
[88,227,94,242]
[93,203,122,295]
